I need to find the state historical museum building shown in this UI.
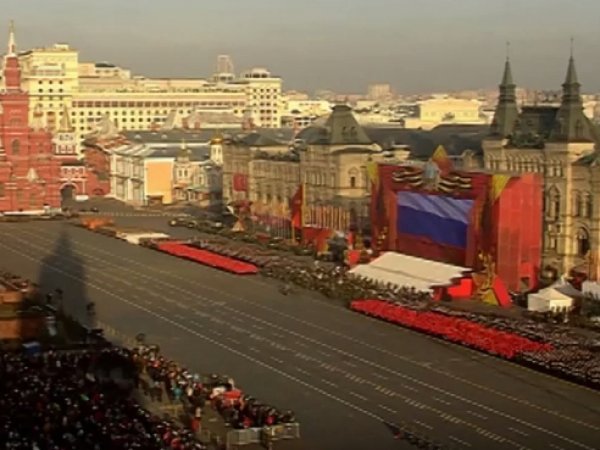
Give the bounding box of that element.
[0,24,106,212]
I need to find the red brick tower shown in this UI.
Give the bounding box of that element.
[0,21,62,211]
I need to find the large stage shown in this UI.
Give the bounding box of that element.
[370,161,543,293]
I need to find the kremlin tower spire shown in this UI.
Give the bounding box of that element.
[7,20,16,56]
[3,20,22,92]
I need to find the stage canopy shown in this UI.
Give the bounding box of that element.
[349,252,470,292]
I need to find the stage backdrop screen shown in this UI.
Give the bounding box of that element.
[397,192,475,249]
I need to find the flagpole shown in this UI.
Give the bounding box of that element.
[301,182,306,227]
[300,182,306,243]
[291,207,296,244]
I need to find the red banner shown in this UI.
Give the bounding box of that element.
[289,185,303,228]
[232,173,248,192]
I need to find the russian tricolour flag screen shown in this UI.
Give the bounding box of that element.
[396,192,474,249]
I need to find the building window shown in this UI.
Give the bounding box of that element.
[11,139,20,154]
[349,167,359,188]
[574,193,583,217]
[576,228,590,257]
[546,187,560,219]
[0,182,4,197]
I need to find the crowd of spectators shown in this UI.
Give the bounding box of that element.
[132,344,297,431]
[0,347,205,450]
[0,340,300,450]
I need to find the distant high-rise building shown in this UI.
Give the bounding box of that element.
[217,55,234,75]
[367,83,393,101]
[213,55,235,84]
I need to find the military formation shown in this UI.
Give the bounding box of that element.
[192,235,600,389]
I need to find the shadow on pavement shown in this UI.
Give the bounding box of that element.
[37,227,96,329]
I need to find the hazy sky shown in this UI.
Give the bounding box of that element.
[3,0,600,94]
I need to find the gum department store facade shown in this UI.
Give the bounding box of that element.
[483,54,600,277]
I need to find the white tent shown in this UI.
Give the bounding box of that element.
[527,279,579,313]
[582,280,600,300]
[348,252,470,292]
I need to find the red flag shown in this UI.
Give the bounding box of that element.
[289,184,303,228]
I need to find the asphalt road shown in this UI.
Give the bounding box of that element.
[1,220,599,450]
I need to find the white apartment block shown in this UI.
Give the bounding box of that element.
[236,68,282,128]
[281,98,332,129]
[18,44,79,131]
[72,87,247,134]
[403,95,487,130]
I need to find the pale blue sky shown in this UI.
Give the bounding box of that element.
[3,0,600,93]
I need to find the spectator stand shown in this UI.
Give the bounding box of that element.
[130,343,302,450]
[0,346,207,450]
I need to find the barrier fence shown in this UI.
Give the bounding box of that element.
[226,423,301,449]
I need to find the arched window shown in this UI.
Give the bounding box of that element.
[11,139,20,154]
[546,187,560,219]
[348,167,359,188]
[574,192,583,217]
[576,228,590,257]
